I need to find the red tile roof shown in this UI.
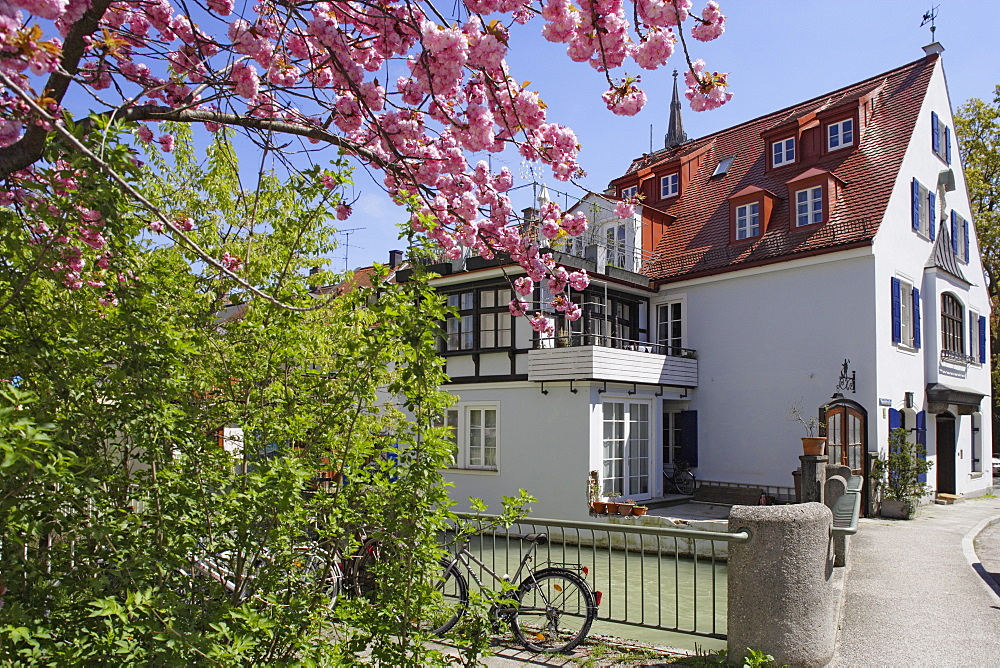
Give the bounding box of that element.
[625,54,937,283]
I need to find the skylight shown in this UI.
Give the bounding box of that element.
[712,155,736,177]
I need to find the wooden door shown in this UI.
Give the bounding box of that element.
[825,402,866,476]
[936,413,956,495]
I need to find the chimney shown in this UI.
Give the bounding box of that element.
[388,249,404,268]
[922,42,944,57]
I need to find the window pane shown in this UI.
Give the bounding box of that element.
[460,292,474,310]
[481,290,495,308]
[498,289,511,303]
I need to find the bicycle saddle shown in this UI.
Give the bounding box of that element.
[522,533,547,545]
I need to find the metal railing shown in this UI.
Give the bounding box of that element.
[451,513,748,639]
[535,334,697,359]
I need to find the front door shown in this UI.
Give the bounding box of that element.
[936,413,956,495]
[825,402,866,475]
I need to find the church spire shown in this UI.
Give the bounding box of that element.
[664,70,688,149]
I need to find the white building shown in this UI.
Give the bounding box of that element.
[399,44,991,520]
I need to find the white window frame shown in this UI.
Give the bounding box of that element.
[953,212,968,263]
[604,221,629,269]
[660,172,679,199]
[970,309,982,363]
[898,277,915,348]
[827,119,854,151]
[620,185,637,199]
[656,299,684,356]
[439,403,499,472]
[662,409,682,468]
[602,400,651,500]
[915,181,931,239]
[771,137,795,167]
[735,202,760,240]
[795,186,823,226]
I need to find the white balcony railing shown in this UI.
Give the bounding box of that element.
[527,337,698,387]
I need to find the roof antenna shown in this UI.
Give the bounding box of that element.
[920,5,939,42]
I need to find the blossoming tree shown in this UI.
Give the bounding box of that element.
[0,0,731,330]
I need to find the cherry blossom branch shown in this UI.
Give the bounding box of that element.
[0,71,342,313]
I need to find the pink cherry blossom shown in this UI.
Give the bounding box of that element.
[615,199,635,219]
[158,134,175,153]
[514,276,533,296]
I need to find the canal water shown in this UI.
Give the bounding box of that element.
[458,534,728,653]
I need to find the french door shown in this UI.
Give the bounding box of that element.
[602,401,650,499]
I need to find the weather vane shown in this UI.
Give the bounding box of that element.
[920,5,939,41]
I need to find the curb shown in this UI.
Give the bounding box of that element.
[960,512,1000,602]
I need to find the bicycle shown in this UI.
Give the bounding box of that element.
[423,532,599,653]
[663,459,697,495]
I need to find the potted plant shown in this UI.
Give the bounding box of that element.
[587,471,607,513]
[870,427,932,519]
[631,504,649,516]
[617,498,636,516]
[604,492,621,515]
[788,398,826,455]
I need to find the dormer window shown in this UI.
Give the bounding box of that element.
[621,185,637,199]
[827,119,854,151]
[795,186,823,227]
[735,203,760,240]
[785,167,842,229]
[771,138,795,167]
[660,172,679,199]
[712,155,735,178]
[728,185,777,243]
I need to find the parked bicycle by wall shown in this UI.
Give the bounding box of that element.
[422,531,600,653]
[663,459,698,495]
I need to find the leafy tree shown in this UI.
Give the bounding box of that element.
[955,86,1000,454]
[0,126,518,665]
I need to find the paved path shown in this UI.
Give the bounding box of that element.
[831,496,1000,667]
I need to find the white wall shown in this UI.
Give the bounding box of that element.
[659,249,877,489]
[442,380,596,521]
[871,56,992,497]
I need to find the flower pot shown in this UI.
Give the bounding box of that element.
[879,498,917,520]
[604,502,620,515]
[801,436,827,456]
[631,505,648,516]
[591,501,607,514]
[617,503,635,516]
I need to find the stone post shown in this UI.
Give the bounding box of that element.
[825,475,849,567]
[825,463,851,483]
[799,454,828,504]
[728,503,836,667]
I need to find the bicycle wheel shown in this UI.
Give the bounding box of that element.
[419,557,469,636]
[291,546,342,608]
[350,537,383,600]
[511,568,596,653]
[674,470,697,495]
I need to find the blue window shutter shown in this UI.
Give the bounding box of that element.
[915,411,927,483]
[980,315,987,364]
[945,125,952,164]
[931,111,940,154]
[911,178,920,231]
[891,278,901,343]
[963,218,970,262]
[889,408,901,431]
[679,410,698,467]
[928,191,936,240]
[950,210,958,254]
[912,287,921,349]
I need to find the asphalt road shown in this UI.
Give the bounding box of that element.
[831,495,1000,667]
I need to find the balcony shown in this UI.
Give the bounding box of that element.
[527,336,698,388]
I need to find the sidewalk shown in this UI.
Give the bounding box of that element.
[831,495,1000,667]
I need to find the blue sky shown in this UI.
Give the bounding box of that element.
[342,0,1000,271]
